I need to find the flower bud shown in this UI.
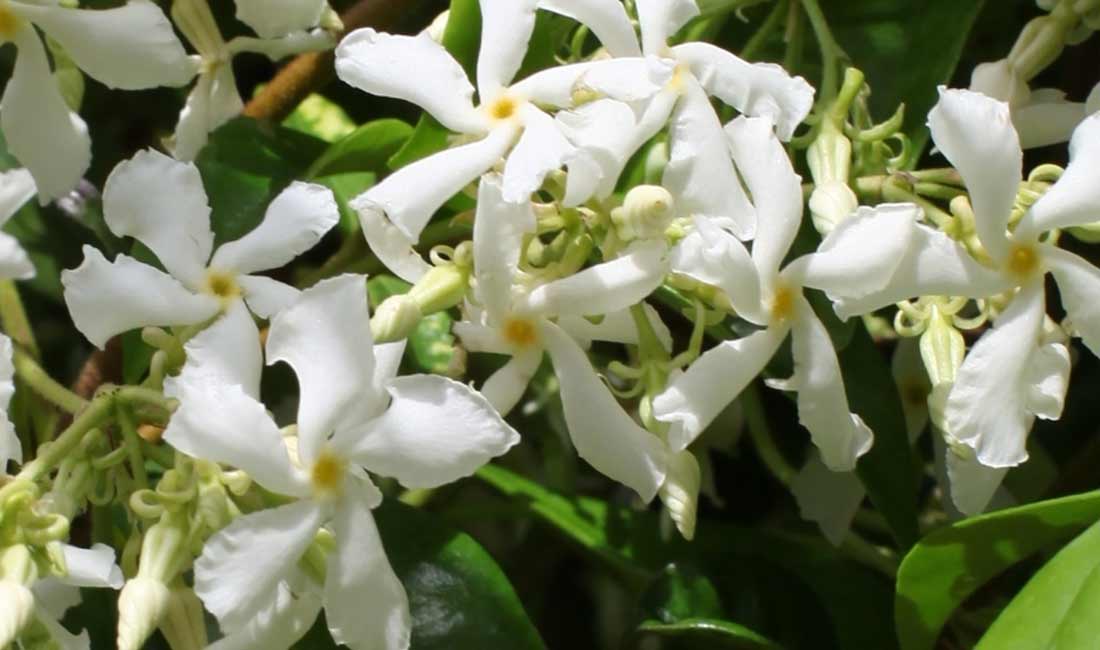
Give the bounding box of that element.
[611,185,676,241]
[117,577,172,650]
[408,262,470,315]
[0,580,35,647]
[809,181,859,235]
[370,294,423,344]
[158,586,208,650]
[969,59,1029,105]
[919,308,966,387]
[659,451,701,541]
[806,126,852,187]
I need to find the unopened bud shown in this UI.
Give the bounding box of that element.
[612,185,676,241]
[807,126,852,187]
[158,586,208,650]
[371,294,424,343]
[659,451,701,541]
[919,308,966,387]
[0,580,35,647]
[809,181,859,235]
[408,262,470,315]
[117,577,172,650]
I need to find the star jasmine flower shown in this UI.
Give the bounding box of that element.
[453,174,670,500]
[169,0,337,160]
[651,116,920,472]
[970,58,1091,149]
[334,0,671,282]
[162,274,520,650]
[61,149,339,349]
[0,0,195,200]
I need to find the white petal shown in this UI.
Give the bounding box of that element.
[211,182,338,275]
[669,217,764,324]
[969,59,1027,104]
[195,500,325,632]
[453,319,511,354]
[477,0,538,98]
[790,455,864,546]
[0,334,17,469]
[227,30,335,61]
[1024,335,1070,422]
[169,301,262,399]
[102,149,213,286]
[768,298,873,471]
[336,29,483,134]
[238,275,300,320]
[17,2,195,89]
[340,375,520,488]
[479,348,543,416]
[1045,245,1100,357]
[513,57,674,107]
[353,126,515,281]
[518,240,667,316]
[1,27,90,202]
[1017,112,1100,237]
[557,304,672,350]
[675,43,814,141]
[945,446,1009,516]
[207,583,322,650]
[61,247,219,349]
[266,275,377,465]
[635,0,698,55]
[785,203,914,299]
[0,233,32,283]
[0,168,36,224]
[325,483,410,650]
[503,104,575,202]
[944,282,1046,467]
[927,88,1021,262]
[172,65,244,161]
[829,208,1012,320]
[556,99,641,205]
[235,0,326,38]
[31,580,82,621]
[653,326,785,451]
[665,79,754,239]
[367,341,408,417]
[473,175,535,320]
[1013,95,1086,149]
[59,544,123,589]
[34,608,89,650]
[726,116,802,274]
[541,321,668,501]
[538,0,641,57]
[163,379,307,497]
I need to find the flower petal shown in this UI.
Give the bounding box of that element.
[945,445,1009,516]
[653,326,785,451]
[635,0,698,55]
[1013,93,1086,149]
[336,28,483,134]
[0,232,33,281]
[791,455,864,546]
[169,301,262,398]
[59,544,123,589]
[556,99,642,205]
[34,607,89,650]
[207,583,322,650]
[541,321,668,501]
[557,304,672,350]
[518,240,667,316]
[669,217,764,324]
[477,0,538,98]
[340,375,520,487]
[238,275,300,320]
[61,247,219,349]
[16,2,196,89]
[195,500,325,633]
[665,79,754,238]
[944,282,1047,468]
[503,104,575,202]
[927,88,1021,262]
[0,334,16,470]
[537,0,640,57]
[1045,245,1100,357]
[513,56,674,107]
[325,482,410,650]
[266,275,377,465]
[479,348,543,416]
[675,42,814,141]
[172,65,244,161]
[102,149,213,286]
[1017,112,1100,237]
[211,182,338,275]
[0,168,36,224]
[473,175,536,320]
[1,27,90,202]
[235,0,326,38]
[453,318,511,354]
[768,298,873,471]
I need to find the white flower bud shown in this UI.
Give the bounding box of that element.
[808,181,858,235]
[158,586,208,650]
[117,577,172,650]
[659,451,701,541]
[370,294,423,343]
[0,580,35,647]
[806,127,852,187]
[611,185,676,242]
[409,262,470,315]
[919,309,966,388]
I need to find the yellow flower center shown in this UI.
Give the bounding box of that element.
[1005,243,1040,279]
[502,317,539,349]
[0,4,22,40]
[310,450,347,496]
[769,284,796,323]
[488,95,518,121]
[202,269,240,302]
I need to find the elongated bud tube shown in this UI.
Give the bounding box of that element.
[0,545,39,647]
[117,513,189,650]
[659,451,702,541]
[158,586,208,650]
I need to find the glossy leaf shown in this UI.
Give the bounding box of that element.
[636,619,782,649]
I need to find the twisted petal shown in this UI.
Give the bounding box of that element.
[102,149,213,286]
[195,500,325,633]
[59,544,123,589]
[16,1,196,89]
[238,275,300,320]
[653,326,785,451]
[635,0,698,55]
[541,321,668,501]
[1013,90,1086,150]
[676,42,814,141]
[235,0,326,38]
[538,0,640,57]
[557,304,672,350]
[336,29,483,134]
[669,217,763,324]
[453,319,510,355]
[1045,245,1100,358]
[945,447,1010,516]
[556,99,640,205]
[1,26,90,202]
[473,175,536,321]
[791,456,864,546]
[325,482,410,650]
[0,168,36,225]
[169,301,262,399]
[172,65,244,161]
[339,375,520,488]
[478,0,539,98]
[927,88,1021,262]
[503,104,575,202]
[1017,112,1100,237]
[207,583,322,650]
[266,275,378,466]
[480,348,543,416]
[513,57,674,107]
[61,247,219,349]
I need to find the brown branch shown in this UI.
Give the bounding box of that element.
[242,0,422,122]
[71,337,123,400]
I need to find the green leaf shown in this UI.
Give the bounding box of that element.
[895,490,1100,650]
[637,619,782,649]
[281,92,357,143]
[313,171,376,235]
[975,518,1100,649]
[308,119,414,178]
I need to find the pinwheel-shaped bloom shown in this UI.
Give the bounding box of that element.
[454,175,670,501]
[170,0,337,160]
[334,0,670,282]
[61,149,338,348]
[651,117,921,471]
[163,275,520,650]
[0,0,194,200]
[0,542,123,649]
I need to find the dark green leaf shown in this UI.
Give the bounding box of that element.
[313,172,376,235]
[308,119,414,178]
[637,618,782,649]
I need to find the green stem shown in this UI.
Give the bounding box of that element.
[799,0,847,105]
[841,532,899,578]
[742,382,797,485]
[0,280,38,358]
[116,405,149,491]
[741,0,788,61]
[12,349,87,414]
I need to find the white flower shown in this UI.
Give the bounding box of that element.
[170,0,336,160]
[453,175,670,501]
[162,274,520,650]
[61,149,339,348]
[0,334,17,473]
[334,0,669,282]
[652,117,920,471]
[970,59,1091,149]
[0,168,36,282]
[0,0,195,200]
